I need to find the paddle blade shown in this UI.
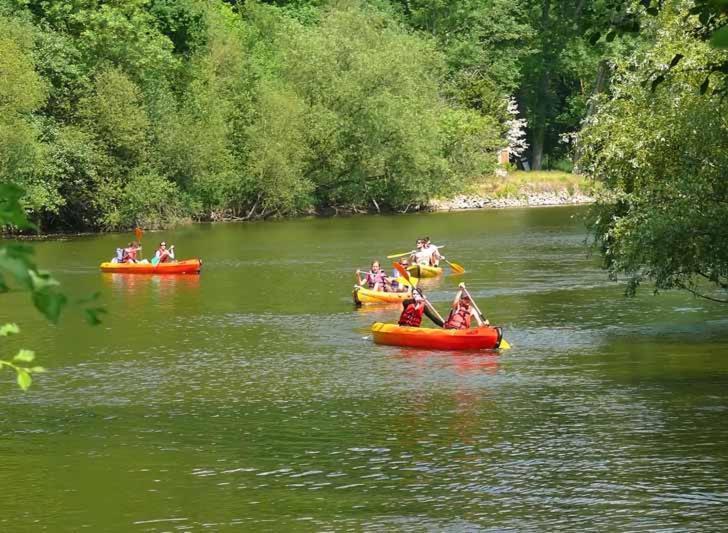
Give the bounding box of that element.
[387,250,414,259]
[500,339,511,350]
[134,227,143,242]
[392,262,410,281]
[151,256,160,266]
[448,261,465,275]
[396,276,417,288]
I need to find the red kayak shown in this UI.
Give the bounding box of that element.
[99,258,202,274]
[371,322,503,350]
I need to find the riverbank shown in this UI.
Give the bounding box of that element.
[431,170,596,211]
[3,171,596,237]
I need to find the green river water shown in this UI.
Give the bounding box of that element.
[1,206,728,531]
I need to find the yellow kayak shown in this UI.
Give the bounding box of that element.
[353,286,413,305]
[407,264,442,278]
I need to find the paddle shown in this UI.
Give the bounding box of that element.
[442,257,465,275]
[134,227,144,259]
[387,245,445,259]
[460,284,511,349]
[393,262,445,325]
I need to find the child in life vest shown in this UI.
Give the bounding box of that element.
[122,242,142,263]
[398,289,426,327]
[444,284,486,329]
[357,261,389,291]
[155,242,175,263]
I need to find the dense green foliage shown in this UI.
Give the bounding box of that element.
[0,0,509,231]
[1,0,726,308]
[579,1,728,301]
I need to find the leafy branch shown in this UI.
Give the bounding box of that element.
[0,324,46,391]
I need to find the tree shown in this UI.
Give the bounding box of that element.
[0,16,59,221]
[519,0,644,170]
[578,1,728,301]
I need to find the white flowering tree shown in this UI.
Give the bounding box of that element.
[505,97,528,160]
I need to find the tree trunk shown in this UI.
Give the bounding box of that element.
[586,60,610,118]
[531,0,551,171]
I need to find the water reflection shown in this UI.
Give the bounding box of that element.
[393,349,500,375]
[102,273,200,297]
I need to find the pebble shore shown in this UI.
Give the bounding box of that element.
[430,190,594,211]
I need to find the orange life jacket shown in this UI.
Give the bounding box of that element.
[399,300,425,327]
[444,307,471,330]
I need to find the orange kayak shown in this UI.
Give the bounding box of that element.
[371,322,503,350]
[99,258,202,274]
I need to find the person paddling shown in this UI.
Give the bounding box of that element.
[398,288,427,327]
[410,238,431,266]
[423,236,442,267]
[155,241,175,264]
[443,283,487,329]
[122,241,142,263]
[357,260,389,292]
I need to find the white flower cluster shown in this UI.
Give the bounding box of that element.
[505,97,528,158]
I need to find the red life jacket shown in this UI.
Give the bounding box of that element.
[399,300,425,327]
[444,307,471,330]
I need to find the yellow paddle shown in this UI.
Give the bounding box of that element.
[442,258,465,275]
[387,250,415,259]
[387,244,446,259]
[460,284,511,350]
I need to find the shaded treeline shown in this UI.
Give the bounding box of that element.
[1,0,648,232]
[1,0,507,231]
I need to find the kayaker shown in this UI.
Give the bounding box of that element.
[391,258,412,292]
[155,242,175,263]
[122,242,141,263]
[410,238,431,266]
[398,289,426,327]
[424,236,441,267]
[443,284,486,329]
[357,261,389,291]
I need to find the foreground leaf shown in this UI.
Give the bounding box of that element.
[16,369,32,391]
[13,349,35,363]
[0,323,20,336]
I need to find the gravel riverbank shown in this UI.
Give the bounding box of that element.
[430,189,594,211]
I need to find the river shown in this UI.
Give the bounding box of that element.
[1,206,728,531]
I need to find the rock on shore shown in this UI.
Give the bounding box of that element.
[430,190,594,211]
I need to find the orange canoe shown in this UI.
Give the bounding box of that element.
[371,322,503,350]
[99,258,202,274]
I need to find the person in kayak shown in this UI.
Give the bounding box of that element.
[122,242,141,263]
[390,258,413,292]
[443,284,487,329]
[398,288,445,327]
[357,261,390,291]
[155,242,176,263]
[410,238,431,266]
[398,289,426,327]
[423,236,442,267]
